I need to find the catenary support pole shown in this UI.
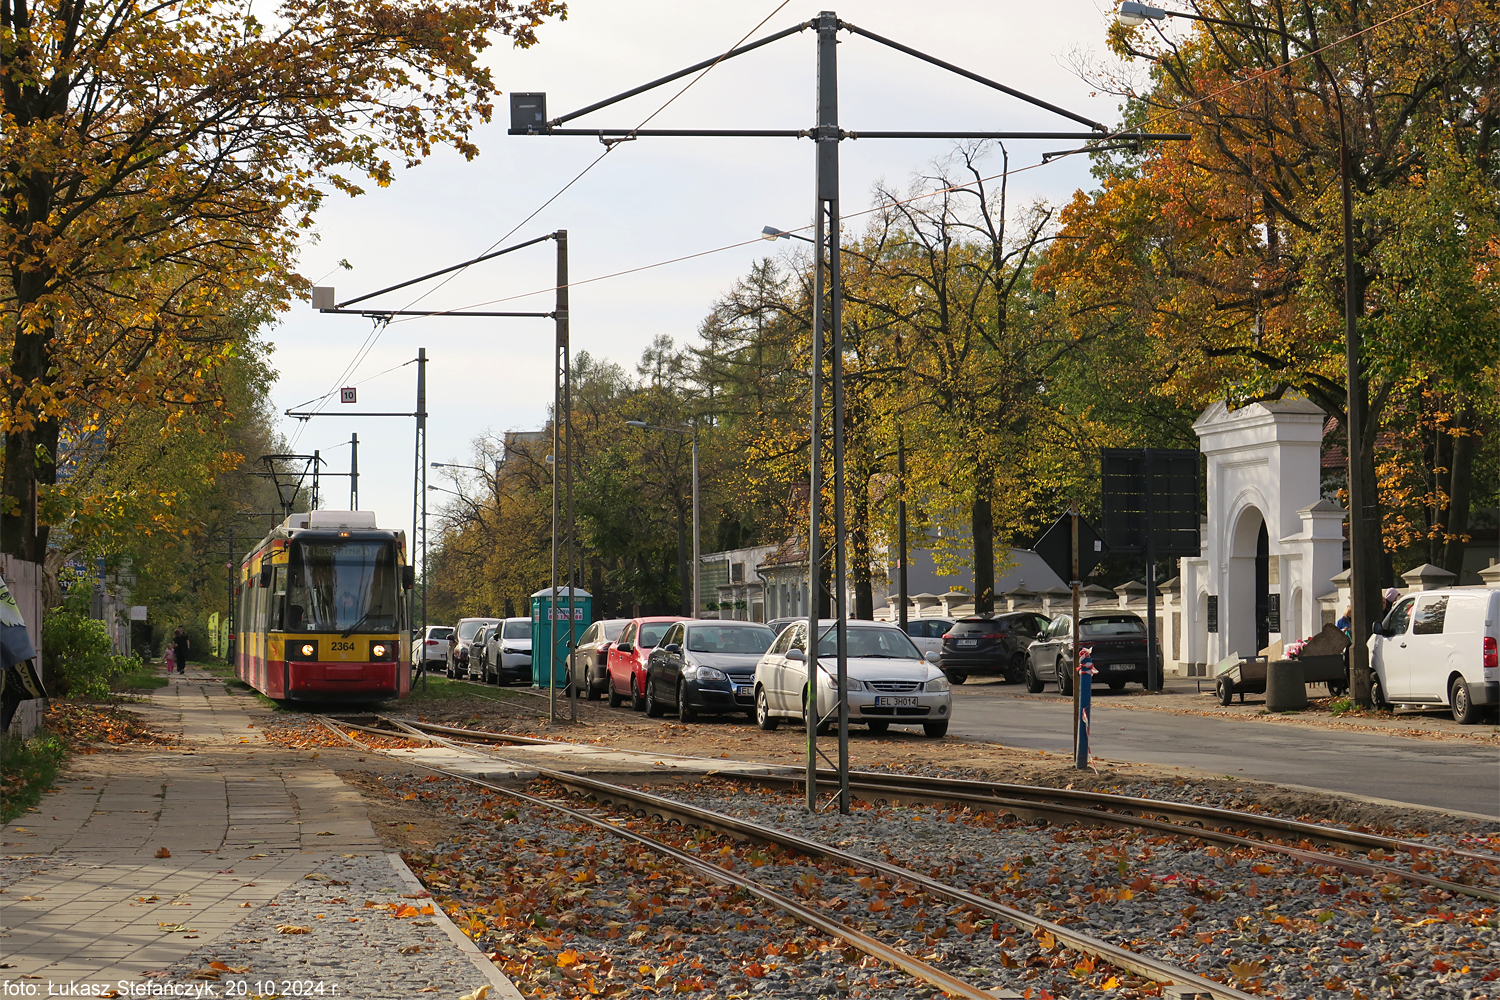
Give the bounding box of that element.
[550,238,563,722]
[897,433,908,631]
[560,230,577,724]
[1070,502,1081,755]
[350,433,359,510]
[691,428,700,619]
[417,348,429,690]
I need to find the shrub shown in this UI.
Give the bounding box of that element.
[41,609,140,700]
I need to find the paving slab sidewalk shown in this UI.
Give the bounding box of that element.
[1,669,518,998]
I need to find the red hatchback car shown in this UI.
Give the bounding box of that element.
[607,616,686,710]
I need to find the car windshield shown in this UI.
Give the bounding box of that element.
[687,625,774,654]
[639,623,674,647]
[503,620,532,640]
[816,627,919,659]
[1081,617,1145,637]
[287,540,400,633]
[456,621,486,641]
[601,621,627,641]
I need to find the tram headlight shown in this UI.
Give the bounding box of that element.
[288,640,318,661]
[369,640,396,661]
[300,643,316,657]
[372,643,388,658]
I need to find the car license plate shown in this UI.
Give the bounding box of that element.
[874,696,918,707]
[958,638,978,647]
[1110,663,1136,671]
[735,685,753,698]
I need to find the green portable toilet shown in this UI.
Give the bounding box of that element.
[530,586,592,688]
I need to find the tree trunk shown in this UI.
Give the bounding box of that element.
[1,332,58,563]
[972,477,995,615]
[850,466,874,620]
[1441,405,1477,580]
[816,551,832,620]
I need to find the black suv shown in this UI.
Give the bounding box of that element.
[938,612,1050,684]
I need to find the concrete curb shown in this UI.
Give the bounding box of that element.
[386,852,525,1000]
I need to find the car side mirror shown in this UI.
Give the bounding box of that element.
[664,643,682,655]
[924,650,938,664]
[616,641,634,654]
[786,648,806,662]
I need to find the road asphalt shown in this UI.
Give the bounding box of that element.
[949,682,1500,820]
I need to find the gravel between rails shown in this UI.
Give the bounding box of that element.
[374,771,1158,999]
[646,780,1500,1000]
[153,853,495,999]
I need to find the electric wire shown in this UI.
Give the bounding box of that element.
[295,0,798,425]
[389,0,1436,320]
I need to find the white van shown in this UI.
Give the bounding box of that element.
[1369,588,1500,723]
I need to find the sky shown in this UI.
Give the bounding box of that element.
[268,0,1139,562]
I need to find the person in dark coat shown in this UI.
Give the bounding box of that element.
[172,626,190,674]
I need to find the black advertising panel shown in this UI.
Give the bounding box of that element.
[1033,512,1105,585]
[1207,595,1219,633]
[1100,448,1201,556]
[1266,593,1281,634]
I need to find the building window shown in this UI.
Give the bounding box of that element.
[731,562,744,583]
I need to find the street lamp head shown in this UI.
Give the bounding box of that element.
[624,420,648,429]
[430,462,447,468]
[1117,1,1168,24]
[761,226,786,241]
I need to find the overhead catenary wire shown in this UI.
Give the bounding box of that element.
[389,0,1435,321]
[293,0,797,434]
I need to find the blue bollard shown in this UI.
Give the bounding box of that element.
[1075,647,1095,769]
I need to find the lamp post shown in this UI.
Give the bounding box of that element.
[1115,1,1377,705]
[626,420,700,618]
[762,226,816,245]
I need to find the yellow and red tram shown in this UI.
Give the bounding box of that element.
[235,511,413,702]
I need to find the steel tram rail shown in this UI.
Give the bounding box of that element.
[356,715,1499,875]
[331,714,1262,1000]
[314,719,1007,1000]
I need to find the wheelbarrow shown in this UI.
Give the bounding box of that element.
[1214,655,1267,705]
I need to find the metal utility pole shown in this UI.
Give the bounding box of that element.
[350,433,359,510]
[559,230,577,724]
[1070,501,1086,767]
[308,231,569,699]
[512,9,1187,813]
[818,12,851,816]
[897,433,908,631]
[691,429,700,619]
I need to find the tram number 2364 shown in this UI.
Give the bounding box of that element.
[330,640,357,652]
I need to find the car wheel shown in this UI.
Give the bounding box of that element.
[1371,673,1390,710]
[630,676,646,712]
[1451,676,1481,725]
[1024,661,1044,694]
[1108,678,1127,692]
[923,720,949,738]
[608,680,625,708]
[678,681,698,722]
[1216,677,1234,706]
[1057,660,1073,697]
[946,671,968,685]
[586,672,603,701]
[645,679,665,718]
[1006,652,1026,684]
[866,720,890,734]
[756,688,780,731]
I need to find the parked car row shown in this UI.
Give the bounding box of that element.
[443,616,534,683]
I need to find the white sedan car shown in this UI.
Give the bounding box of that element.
[753,619,952,737]
[411,625,454,672]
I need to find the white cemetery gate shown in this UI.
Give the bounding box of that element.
[1177,398,1345,672]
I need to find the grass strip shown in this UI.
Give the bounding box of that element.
[0,731,67,824]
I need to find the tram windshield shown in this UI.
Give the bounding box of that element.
[287,540,400,633]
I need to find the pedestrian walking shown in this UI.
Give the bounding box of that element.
[172,626,190,674]
[164,641,175,673]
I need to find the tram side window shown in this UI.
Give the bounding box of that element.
[271,567,289,631]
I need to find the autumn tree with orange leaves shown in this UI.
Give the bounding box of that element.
[0,0,566,566]
[1041,0,1499,702]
